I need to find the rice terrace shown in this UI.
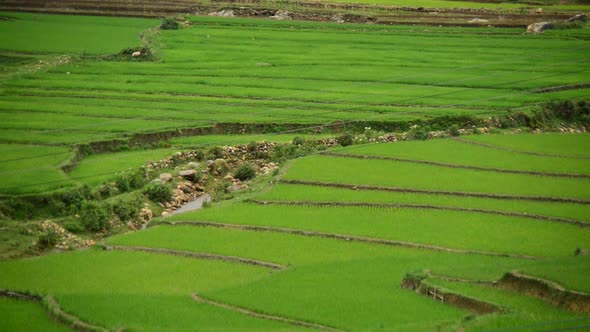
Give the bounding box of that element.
[1,0,590,330]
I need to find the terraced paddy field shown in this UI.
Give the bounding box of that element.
[1,7,590,331]
[1,12,590,194]
[2,133,589,331]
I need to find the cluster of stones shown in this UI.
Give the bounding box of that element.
[157,170,207,217]
[127,204,154,231]
[39,220,94,250]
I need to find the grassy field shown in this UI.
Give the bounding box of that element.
[1,8,590,331]
[3,133,590,330]
[1,14,589,193]
[0,297,69,332]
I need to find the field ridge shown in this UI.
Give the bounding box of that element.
[279,179,590,204]
[247,199,590,227]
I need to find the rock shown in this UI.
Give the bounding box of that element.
[226,184,244,193]
[187,162,200,169]
[526,22,553,33]
[270,10,291,20]
[161,211,169,217]
[210,9,235,17]
[468,18,488,23]
[535,8,543,13]
[139,207,153,222]
[256,62,273,67]
[159,173,173,182]
[179,169,197,180]
[566,14,587,22]
[331,14,345,23]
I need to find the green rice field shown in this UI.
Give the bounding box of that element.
[1,13,590,193]
[1,8,590,332]
[3,133,590,330]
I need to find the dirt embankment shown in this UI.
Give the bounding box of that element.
[0,0,579,27]
[497,271,590,313]
[400,275,501,315]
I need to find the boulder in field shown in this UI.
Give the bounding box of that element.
[526,22,553,33]
[159,173,173,182]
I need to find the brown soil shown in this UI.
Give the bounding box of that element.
[101,245,285,270]
[401,275,501,314]
[497,271,590,313]
[249,199,589,227]
[322,151,590,179]
[192,293,343,331]
[280,179,590,204]
[159,221,541,259]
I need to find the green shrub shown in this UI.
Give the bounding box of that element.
[145,182,172,203]
[409,127,430,140]
[62,221,84,234]
[115,174,130,193]
[80,201,111,232]
[247,141,258,152]
[337,133,354,146]
[234,164,256,181]
[207,146,224,159]
[37,228,60,249]
[110,195,143,222]
[449,125,461,137]
[292,136,306,146]
[128,170,146,189]
[160,17,180,30]
[97,183,119,199]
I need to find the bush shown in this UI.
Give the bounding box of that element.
[62,221,84,234]
[449,125,461,137]
[38,228,60,249]
[97,183,118,199]
[234,164,256,181]
[160,17,180,30]
[110,195,143,222]
[292,136,306,146]
[145,182,172,203]
[337,133,354,146]
[115,174,130,193]
[80,201,111,232]
[207,146,224,159]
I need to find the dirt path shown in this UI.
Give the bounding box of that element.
[101,245,285,270]
[321,152,590,179]
[248,199,589,227]
[192,293,343,331]
[280,179,590,204]
[158,221,540,260]
[452,137,590,160]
